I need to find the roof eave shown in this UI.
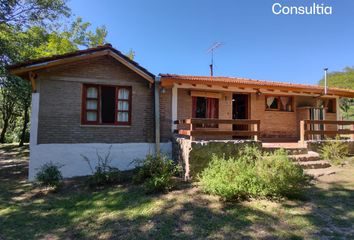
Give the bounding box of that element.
[7,48,155,83]
[160,77,354,98]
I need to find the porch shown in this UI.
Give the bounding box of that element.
[174,118,354,144]
[173,118,354,179]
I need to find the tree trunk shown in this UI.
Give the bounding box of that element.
[0,119,9,143]
[19,106,29,147]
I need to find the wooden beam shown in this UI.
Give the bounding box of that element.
[304,120,354,125]
[107,51,154,83]
[10,50,155,83]
[11,51,109,75]
[29,71,37,92]
[190,91,222,99]
[178,118,260,125]
[305,130,354,135]
[299,120,305,144]
[178,129,259,137]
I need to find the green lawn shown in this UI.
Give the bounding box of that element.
[0,144,353,240]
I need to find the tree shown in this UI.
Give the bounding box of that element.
[339,98,354,120]
[126,49,135,60]
[318,67,354,120]
[0,4,108,144]
[0,76,19,143]
[0,0,70,27]
[16,77,31,146]
[32,17,107,57]
[318,66,354,90]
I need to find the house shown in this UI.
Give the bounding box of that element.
[159,74,354,141]
[7,44,354,180]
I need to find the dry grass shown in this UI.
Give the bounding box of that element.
[0,144,353,239]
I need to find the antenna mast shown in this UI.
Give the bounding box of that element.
[207,42,222,77]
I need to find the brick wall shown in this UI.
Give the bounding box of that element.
[250,94,298,139]
[37,56,155,144]
[160,88,172,141]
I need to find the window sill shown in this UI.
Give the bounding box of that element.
[80,124,131,128]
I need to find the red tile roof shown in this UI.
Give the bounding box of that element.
[159,74,354,98]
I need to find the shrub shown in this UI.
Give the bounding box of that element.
[133,154,179,193]
[199,147,307,201]
[320,136,349,165]
[198,154,260,200]
[36,162,63,190]
[255,149,306,198]
[81,146,121,187]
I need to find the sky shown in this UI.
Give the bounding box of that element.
[68,0,354,85]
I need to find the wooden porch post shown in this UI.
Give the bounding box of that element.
[190,119,194,141]
[253,122,259,141]
[299,120,305,146]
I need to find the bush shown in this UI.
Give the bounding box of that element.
[255,149,306,197]
[199,148,307,201]
[320,136,349,165]
[81,146,121,187]
[198,155,259,200]
[36,162,63,190]
[133,154,179,193]
[87,167,121,187]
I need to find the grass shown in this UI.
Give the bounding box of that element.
[0,144,354,239]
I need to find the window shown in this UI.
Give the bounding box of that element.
[325,98,336,113]
[192,97,219,128]
[82,84,131,125]
[265,96,293,112]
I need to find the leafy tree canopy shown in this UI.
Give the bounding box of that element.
[0,0,70,28]
[0,17,107,65]
[318,67,354,90]
[0,0,107,144]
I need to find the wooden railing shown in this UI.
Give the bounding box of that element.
[300,120,354,143]
[174,118,260,141]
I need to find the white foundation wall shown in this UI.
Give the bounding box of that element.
[29,142,172,180]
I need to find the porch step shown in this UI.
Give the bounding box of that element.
[263,147,308,155]
[290,151,320,162]
[296,160,331,169]
[305,168,337,178]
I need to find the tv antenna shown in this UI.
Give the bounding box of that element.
[207,42,223,77]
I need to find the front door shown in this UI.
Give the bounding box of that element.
[232,94,249,132]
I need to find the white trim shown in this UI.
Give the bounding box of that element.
[172,84,178,131]
[29,142,172,181]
